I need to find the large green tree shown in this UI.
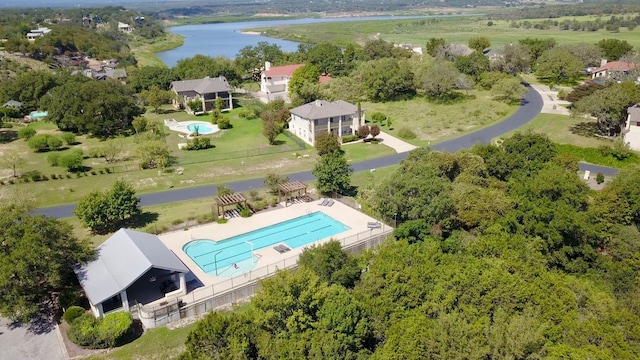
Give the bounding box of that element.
[173,55,242,85]
[42,80,144,138]
[535,47,584,85]
[572,81,640,136]
[288,64,320,104]
[0,204,93,322]
[74,179,141,234]
[352,58,415,102]
[312,151,352,195]
[419,60,461,98]
[139,85,175,114]
[127,66,177,92]
[597,38,634,61]
[307,42,345,76]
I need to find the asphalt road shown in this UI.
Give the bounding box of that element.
[34,85,618,219]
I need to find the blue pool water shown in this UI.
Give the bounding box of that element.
[29,111,48,119]
[187,122,216,134]
[183,212,350,276]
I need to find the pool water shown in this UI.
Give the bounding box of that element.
[183,212,350,276]
[187,122,216,134]
[29,111,48,119]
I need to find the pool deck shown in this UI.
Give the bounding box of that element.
[164,119,220,135]
[158,200,388,292]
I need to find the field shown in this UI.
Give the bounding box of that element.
[255,14,640,48]
[363,91,518,147]
[129,32,184,68]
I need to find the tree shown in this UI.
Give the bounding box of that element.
[127,66,177,92]
[535,47,583,85]
[75,179,141,234]
[173,55,242,86]
[307,42,345,76]
[357,125,370,139]
[362,38,410,60]
[235,41,285,74]
[264,172,289,194]
[262,115,283,145]
[491,77,528,104]
[0,151,26,177]
[597,39,634,61]
[0,203,93,322]
[572,82,640,136]
[518,37,557,67]
[312,151,352,195]
[42,80,144,138]
[132,116,148,134]
[468,36,491,53]
[557,43,604,68]
[492,44,531,75]
[315,132,341,155]
[426,38,445,57]
[58,150,84,172]
[298,240,361,288]
[353,58,415,102]
[420,60,460,98]
[288,64,320,102]
[134,138,170,169]
[454,52,490,80]
[139,85,174,114]
[370,124,381,139]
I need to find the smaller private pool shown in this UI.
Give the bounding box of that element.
[183,212,350,277]
[29,111,48,119]
[164,119,219,135]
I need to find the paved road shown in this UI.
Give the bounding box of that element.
[34,85,617,219]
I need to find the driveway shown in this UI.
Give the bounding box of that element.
[375,131,418,153]
[529,84,571,115]
[34,84,617,219]
[0,318,66,360]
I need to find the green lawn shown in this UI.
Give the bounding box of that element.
[499,113,611,148]
[129,32,184,68]
[254,14,640,48]
[363,92,518,147]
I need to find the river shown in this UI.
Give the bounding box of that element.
[155,15,460,67]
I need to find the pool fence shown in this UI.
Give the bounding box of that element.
[133,227,393,328]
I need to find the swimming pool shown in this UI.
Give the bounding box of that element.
[187,122,217,134]
[183,212,350,276]
[29,111,48,119]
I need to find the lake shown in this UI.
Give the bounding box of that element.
[156,15,453,67]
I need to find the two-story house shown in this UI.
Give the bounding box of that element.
[289,100,364,146]
[170,76,233,114]
[260,62,303,94]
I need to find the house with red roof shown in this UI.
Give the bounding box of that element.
[591,60,637,81]
[260,62,304,94]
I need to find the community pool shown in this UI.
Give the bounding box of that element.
[29,111,48,119]
[183,212,350,276]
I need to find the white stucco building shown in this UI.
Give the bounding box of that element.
[260,62,303,94]
[288,100,365,146]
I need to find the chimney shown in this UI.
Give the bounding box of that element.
[265,61,271,71]
[315,100,322,107]
[600,59,607,67]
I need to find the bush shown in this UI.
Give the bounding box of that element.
[264,172,289,194]
[61,132,77,145]
[341,135,358,143]
[24,170,43,182]
[185,137,212,151]
[370,112,387,124]
[239,108,257,119]
[398,127,417,139]
[357,125,370,139]
[596,172,605,184]
[217,116,231,129]
[88,146,104,158]
[18,127,36,139]
[63,306,86,324]
[27,134,50,152]
[252,199,269,211]
[238,204,252,218]
[47,136,63,151]
[68,312,133,349]
[47,153,61,166]
[270,197,279,207]
[59,150,84,172]
[217,218,228,224]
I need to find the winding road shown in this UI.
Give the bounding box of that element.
[34,85,618,219]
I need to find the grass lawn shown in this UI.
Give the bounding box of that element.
[256,14,640,48]
[129,32,184,68]
[498,113,611,148]
[363,92,518,147]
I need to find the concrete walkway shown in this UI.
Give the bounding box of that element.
[530,84,571,116]
[375,131,418,153]
[0,318,66,360]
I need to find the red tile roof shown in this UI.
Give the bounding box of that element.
[263,64,303,77]
[592,61,636,73]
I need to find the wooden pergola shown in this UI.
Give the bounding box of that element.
[278,181,308,207]
[215,193,247,217]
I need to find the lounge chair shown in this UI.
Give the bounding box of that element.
[319,199,329,206]
[326,199,334,207]
[367,221,382,229]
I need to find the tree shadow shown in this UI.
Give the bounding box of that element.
[271,139,286,145]
[570,121,601,138]
[426,92,466,104]
[0,130,18,143]
[122,211,160,229]
[116,320,144,346]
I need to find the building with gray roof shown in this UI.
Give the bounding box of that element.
[289,100,365,146]
[170,76,233,114]
[75,228,189,317]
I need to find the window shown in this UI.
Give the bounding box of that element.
[329,117,334,123]
[314,120,318,126]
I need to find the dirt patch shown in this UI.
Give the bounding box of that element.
[584,174,608,191]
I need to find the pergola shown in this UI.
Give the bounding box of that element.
[278,181,308,207]
[215,192,247,217]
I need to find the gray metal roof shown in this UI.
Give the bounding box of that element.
[290,100,358,120]
[2,100,22,108]
[75,228,189,305]
[629,103,640,121]
[171,76,231,95]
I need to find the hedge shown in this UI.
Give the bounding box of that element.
[68,312,133,349]
[63,306,86,324]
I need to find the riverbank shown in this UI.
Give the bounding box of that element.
[130,32,185,67]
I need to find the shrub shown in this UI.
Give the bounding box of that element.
[47,136,63,151]
[398,127,417,139]
[596,172,605,184]
[315,132,341,155]
[264,172,289,194]
[217,116,231,129]
[59,150,84,172]
[18,127,36,139]
[248,190,259,201]
[27,134,50,152]
[370,124,381,138]
[341,135,358,143]
[252,199,269,211]
[88,146,104,158]
[185,137,212,151]
[270,197,279,207]
[63,306,86,324]
[90,170,97,175]
[68,312,133,349]
[370,112,387,124]
[239,108,257,119]
[217,218,228,224]
[61,132,77,145]
[47,153,61,166]
[24,170,43,182]
[51,174,58,179]
[357,125,370,139]
[238,204,252,218]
